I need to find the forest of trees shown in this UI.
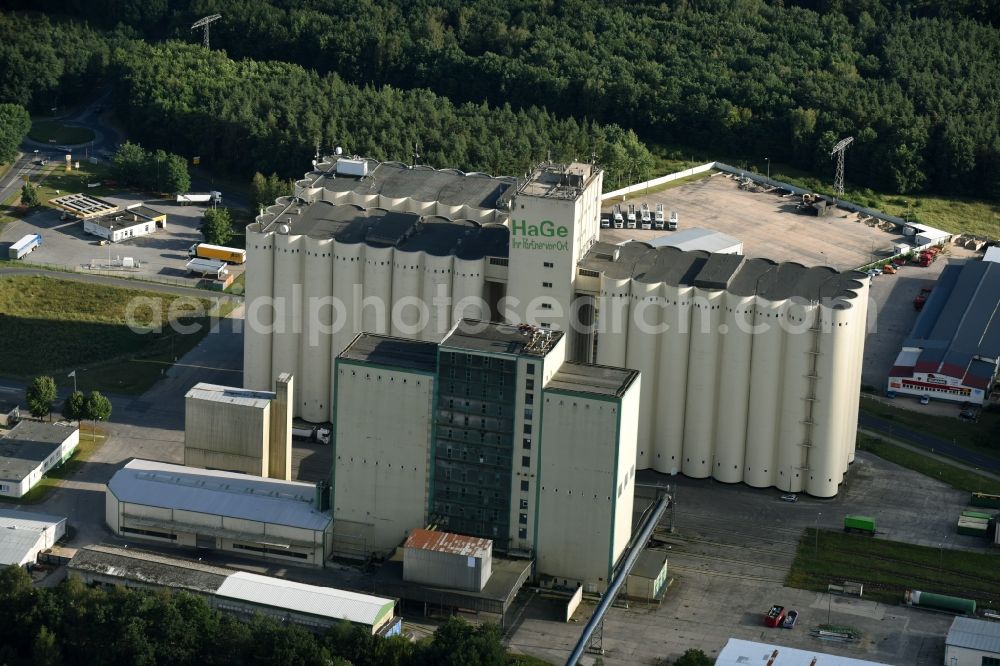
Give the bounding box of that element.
[0,565,525,666]
[6,0,999,196]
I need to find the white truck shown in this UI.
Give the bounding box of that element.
[8,234,41,260]
[292,424,331,444]
[177,191,222,205]
[654,203,665,230]
[185,257,228,279]
[626,204,637,229]
[612,204,624,229]
[668,211,678,231]
[640,203,652,229]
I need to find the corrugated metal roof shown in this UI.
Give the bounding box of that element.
[185,383,275,409]
[216,571,394,626]
[404,528,492,558]
[0,509,65,566]
[647,227,742,254]
[716,638,890,665]
[985,247,1000,264]
[68,545,230,594]
[946,617,1000,654]
[107,460,330,531]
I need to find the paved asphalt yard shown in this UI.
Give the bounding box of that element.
[601,173,913,270]
[0,192,244,286]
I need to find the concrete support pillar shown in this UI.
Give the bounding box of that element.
[269,373,293,480]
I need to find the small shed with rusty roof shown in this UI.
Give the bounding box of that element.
[403,528,493,592]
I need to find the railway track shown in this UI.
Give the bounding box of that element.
[667,564,787,585]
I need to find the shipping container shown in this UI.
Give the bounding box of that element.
[189,243,247,264]
[905,590,976,615]
[8,234,41,259]
[844,515,876,534]
[961,510,994,521]
[971,492,1000,509]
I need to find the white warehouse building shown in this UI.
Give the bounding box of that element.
[106,459,333,566]
[244,156,868,498]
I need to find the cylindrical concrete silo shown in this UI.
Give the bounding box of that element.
[299,236,334,422]
[435,202,464,219]
[595,275,631,368]
[331,240,364,359]
[682,288,723,478]
[391,250,423,338]
[626,280,662,470]
[776,298,816,494]
[243,223,274,391]
[653,283,693,474]
[378,194,407,212]
[347,191,378,209]
[422,253,454,342]
[807,304,853,497]
[362,245,393,335]
[845,279,868,465]
[271,230,304,395]
[744,296,786,488]
[713,291,755,484]
[452,258,486,323]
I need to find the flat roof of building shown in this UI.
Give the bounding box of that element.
[716,638,890,665]
[49,193,119,219]
[306,159,515,211]
[441,320,564,358]
[338,334,439,373]
[374,555,531,618]
[946,616,1000,654]
[87,207,160,231]
[546,361,639,399]
[0,422,77,482]
[126,204,165,219]
[404,528,492,559]
[896,261,1000,387]
[185,383,275,409]
[646,227,741,253]
[217,571,395,628]
[68,544,232,594]
[107,459,331,531]
[517,162,598,200]
[629,549,668,580]
[0,509,65,566]
[580,242,866,305]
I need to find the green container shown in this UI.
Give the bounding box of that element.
[844,515,876,534]
[971,493,1000,508]
[910,590,976,615]
[961,510,993,521]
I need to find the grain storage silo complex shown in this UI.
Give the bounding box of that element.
[244,155,868,498]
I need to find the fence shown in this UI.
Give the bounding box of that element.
[601,162,717,200]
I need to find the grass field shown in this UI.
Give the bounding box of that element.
[28,120,96,146]
[787,528,1000,607]
[0,275,235,394]
[860,396,1000,457]
[34,161,117,202]
[857,436,1000,495]
[0,427,104,504]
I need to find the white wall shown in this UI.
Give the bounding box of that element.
[536,378,638,592]
[333,362,434,556]
[944,644,1000,666]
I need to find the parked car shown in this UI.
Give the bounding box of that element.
[959,410,977,422]
[764,605,786,627]
[783,610,798,628]
[780,494,798,503]
[919,395,930,405]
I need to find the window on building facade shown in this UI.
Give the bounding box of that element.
[519,512,528,525]
[522,456,530,468]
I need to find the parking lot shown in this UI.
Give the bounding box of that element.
[1,192,243,286]
[508,452,979,665]
[861,245,981,394]
[601,173,912,270]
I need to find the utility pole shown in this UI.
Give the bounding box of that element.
[831,137,854,199]
[192,14,222,49]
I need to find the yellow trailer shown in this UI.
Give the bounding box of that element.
[189,243,246,264]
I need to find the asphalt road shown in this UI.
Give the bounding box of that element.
[858,411,1000,472]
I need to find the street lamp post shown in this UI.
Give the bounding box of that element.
[765,157,770,181]
[815,512,822,554]
[108,225,113,267]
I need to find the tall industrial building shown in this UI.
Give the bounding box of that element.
[331,319,639,591]
[244,156,868,497]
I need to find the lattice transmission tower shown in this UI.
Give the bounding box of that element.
[192,14,221,49]
[830,136,854,198]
